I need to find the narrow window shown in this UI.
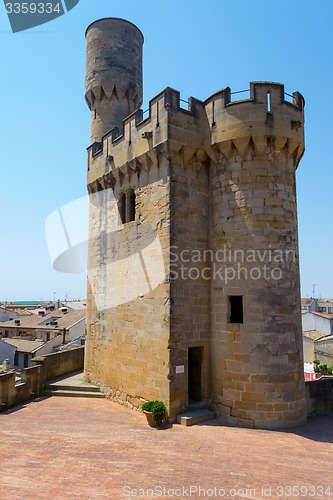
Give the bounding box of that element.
[228,296,243,324]
[212,101,216,126]
[24,354,29,368]
[156,101,159,127]
[119,192,126,224]
[127,189,136,222]
[14,351,18,366]
[267,91,271,113]
[128,122,132,145]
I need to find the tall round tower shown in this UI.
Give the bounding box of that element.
[208,82,307,429]
[85,18,144,144]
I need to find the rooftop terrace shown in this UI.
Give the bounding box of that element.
[0,396,332,499]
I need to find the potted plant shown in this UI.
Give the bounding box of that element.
[142,400,166,427]
[319,364,328,375]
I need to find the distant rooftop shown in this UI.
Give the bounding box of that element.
[2,338,45,353]
[303,330,326,341]
[0,309,86,330]
[8,301,45,306]
[305,311,333,320]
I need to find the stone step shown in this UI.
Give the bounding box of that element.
[177,409,215,426]
[42,389,105,399]
[44,383,101,393]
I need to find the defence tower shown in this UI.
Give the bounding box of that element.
[85,18,143,143]
[84,18,307,429]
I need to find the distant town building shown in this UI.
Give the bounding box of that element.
[301,298,333,315]
[61,301,86,310]
[301,299,318,312]
[0,308,85,368]
[302,311,333,336]
[2,301,49,311]
[0,306,17,323]
[303,329,333,368]
[1,339,45,369]
[317,299,333,315]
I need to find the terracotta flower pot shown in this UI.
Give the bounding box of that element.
[144,410,156,427]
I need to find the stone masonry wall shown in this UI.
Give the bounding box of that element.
[85,159,171,412]
[210,145,306,429]
[168,151,211,418]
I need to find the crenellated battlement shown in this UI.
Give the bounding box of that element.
[86,86,204,186]
[204,81,304,148]
[87,82,305,188]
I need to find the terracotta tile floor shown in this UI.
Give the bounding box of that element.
[0,396,332,499]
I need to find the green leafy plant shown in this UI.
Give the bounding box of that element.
[142,401,155,412]
[142,400,166,426]
[327,366,332,374]
[319,364,328,371]
[313,359,320,373]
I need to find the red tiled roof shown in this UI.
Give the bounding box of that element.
[306,311,333,320]
[301,299,313,305]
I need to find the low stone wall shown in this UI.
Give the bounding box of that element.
[305,377,333,416]
[0,346,84,412]
[32,346,84,382]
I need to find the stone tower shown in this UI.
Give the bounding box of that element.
[85,18,143,144]
[84,18,307,429]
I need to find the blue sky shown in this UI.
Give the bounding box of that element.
[0,0,332,301]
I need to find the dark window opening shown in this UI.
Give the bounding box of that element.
[228,296,243,324]
[5,330,8,338]
[92,141,102,156]
[156,101,159,127]
[127,189,136,222]
[212,101,216,126]
[14,352,18,366]
[24,354,29,368]
[118,189,136,224]
[188,346,203,402]
[119,192,126,224]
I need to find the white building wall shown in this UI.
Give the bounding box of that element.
[0,308,17,324]
[67,319,85,342]
[302,313,333,336]
[34,335,63,357]
[0,340,16,367]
